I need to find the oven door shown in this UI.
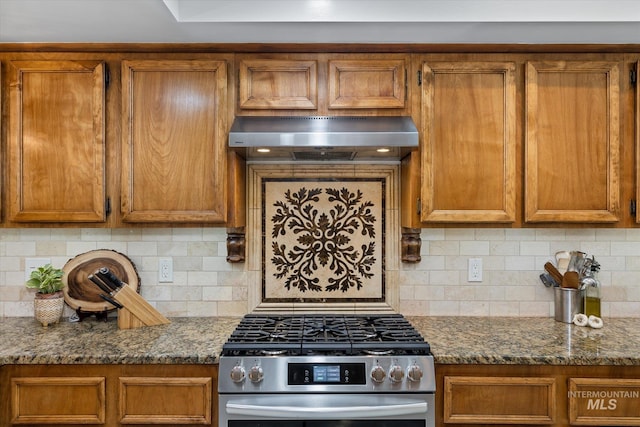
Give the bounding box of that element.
[220,393,434,427]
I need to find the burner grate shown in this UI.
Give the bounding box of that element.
[221,313,431,357]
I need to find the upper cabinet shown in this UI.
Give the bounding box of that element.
[238,58,318,110]
[327,59,406,109]
[7,60,106,223]
[121,59,228,223]
[525,60,621,223]
[636,60,640,224]
[420,61,517,223]
[236,55,409,114]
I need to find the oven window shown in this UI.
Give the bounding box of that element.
[230,421,425,427]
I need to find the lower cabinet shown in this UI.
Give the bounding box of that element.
[443,376,556,425]
[437,364,640,427]
[0,364,218,426]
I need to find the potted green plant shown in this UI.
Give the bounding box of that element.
[25,263,66,327]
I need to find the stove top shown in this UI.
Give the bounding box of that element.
[222,313,431,357]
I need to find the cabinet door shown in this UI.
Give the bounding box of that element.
[569,378,640,425]
[444,376,556,424]
[121,60,227,223]
[119,377,212,425]
[525,61,620,223]
[8,60,106,222]
[11,377,105,424]
[238,59,317,109]
[421,61,517,223]
[636,60,640,224]
[328,59,406,109]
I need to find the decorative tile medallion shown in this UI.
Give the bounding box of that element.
[263,178,384,302]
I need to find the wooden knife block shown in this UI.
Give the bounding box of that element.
[112,283,170,330]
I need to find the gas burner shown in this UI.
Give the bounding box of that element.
[363,349,395,356]
[221,313,431,357]
[261,349,288,356]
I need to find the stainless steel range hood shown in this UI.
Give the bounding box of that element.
[229,116,418,161]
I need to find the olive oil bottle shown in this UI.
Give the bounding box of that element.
[583,260,601,318]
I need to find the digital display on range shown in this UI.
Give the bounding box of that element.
[288,363,366,385]
[313,365,341,383]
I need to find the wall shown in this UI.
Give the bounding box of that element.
[1,227,639,318]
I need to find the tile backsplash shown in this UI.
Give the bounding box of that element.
[1,227,639,318]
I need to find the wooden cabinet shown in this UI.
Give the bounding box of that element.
[7,60,106,223]
[437,364,640,427]
[443,376,556,425]
[10,376,106,424]
[420,61,517,223]
[328,59,406,109]
[636,60,640,225]
[524,60,621,223]
[238,58,318,110]
[568,378,640,426]
[121,59,228,223]
[236,55,409,114]
[1,364,217,426]
[119,376,212,424]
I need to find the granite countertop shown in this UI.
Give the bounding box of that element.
[0,316,242,365]
[2,316,639,366]
[408,316,640,366]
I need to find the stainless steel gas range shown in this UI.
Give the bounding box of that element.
[218,313,435,427]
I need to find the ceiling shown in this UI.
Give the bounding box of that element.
[1,0,640,44]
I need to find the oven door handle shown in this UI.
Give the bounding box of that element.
[226,401,428,419]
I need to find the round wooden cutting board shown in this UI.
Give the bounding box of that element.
[62,249,140,313]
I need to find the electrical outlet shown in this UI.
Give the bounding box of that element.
[468,258,483,282]
[25,258,51,281]
[159,257,173,283]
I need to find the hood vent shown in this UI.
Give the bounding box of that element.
[229,116,418,161]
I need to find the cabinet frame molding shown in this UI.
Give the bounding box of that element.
[525,60,621,223]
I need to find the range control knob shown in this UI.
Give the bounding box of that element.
[230,364,246,383]
[248,364,264,383]
[370,364,386,383]
[389,363,405,383]
[407,363,423,382]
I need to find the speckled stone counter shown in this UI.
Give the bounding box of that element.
[408,316,640,366]
[2,316,640,366]
[0,316,241,365]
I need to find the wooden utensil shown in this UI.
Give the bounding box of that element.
[561,271,580,289]
[544,262,564,286]
[555,251,571,274]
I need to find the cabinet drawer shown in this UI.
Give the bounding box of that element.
[569,378,640,425]
[11,377,105,424]
[119,377,212,425]
[444,376,556,424]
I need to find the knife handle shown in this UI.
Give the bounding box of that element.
[88,274,114,294]
[98,267,124,289]
[99,293,123,309]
